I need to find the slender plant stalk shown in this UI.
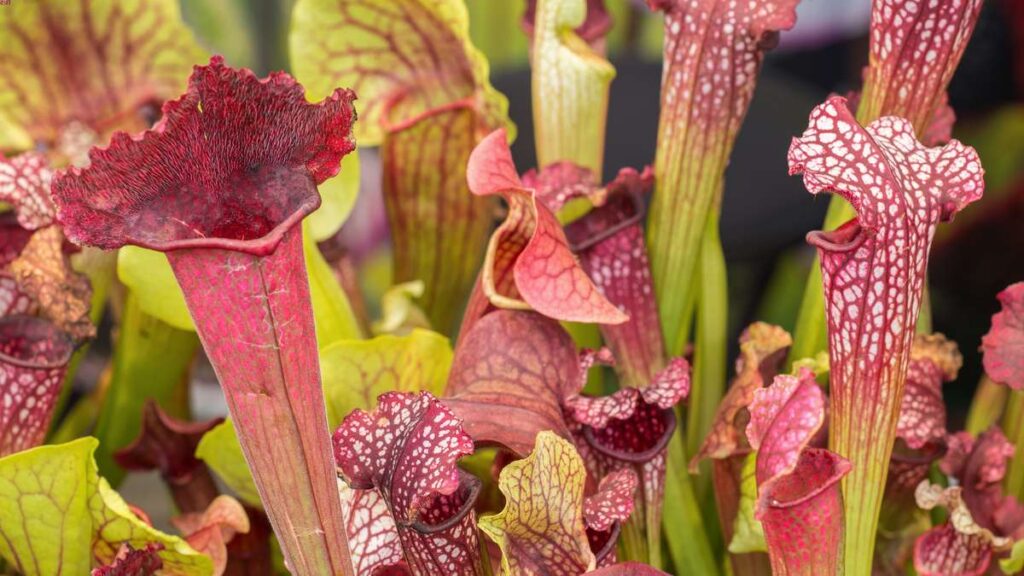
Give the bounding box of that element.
[966,375,1009,435]
[1003,390,1024,499]
[663,432,720,575]
[648,161,717,357]
[790,95,984,576]
[917,284,933,334]
[49,386,104,444]
[687,213,728,471]
[93,292,199,485]
[619,507,647,565]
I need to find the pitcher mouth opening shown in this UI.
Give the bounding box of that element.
[405,471,482,535]
[588,522,622,565]
[583,407,677,464]
[123,168,320,257]
[806,218,869,254]
[762,448,851,512]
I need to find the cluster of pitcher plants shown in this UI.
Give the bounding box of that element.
[0,0,1018,574]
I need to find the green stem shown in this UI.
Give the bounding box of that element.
[1003,391,1024,499]
[917,282,933,334]
[619,506,648,564]
[93,292,199,486]
[966,375,1009,435]
[49,389,104,444]
[478,530,495,576]
[663,431,720,575]
[647,167,716,357]
[688,215,728,508]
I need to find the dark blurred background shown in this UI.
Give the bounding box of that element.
[182,0,1024,425]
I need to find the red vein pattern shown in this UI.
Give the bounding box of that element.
[0,0,205,153]
[478,431,596,576]
[567,357,690,430]
[982,282,1024,390]
[690,322,791,469]
[292,0,495,144]
[466,130,627,326]
[940,428,1023,536]
[564,166,666,388]
[583,468,637,533]
[397,473,483,576]
[0,152,55,229]
[746,371,825,484]
[645,0,799,354]
[879,335,959,543]
[789,95,984,561]
[0,273,36,317]
[0,214,32,268]
[860,0,983,131]
[746,370,850,575]
[0,315,75,456]
[52,56,354,253]
[50,57,357,576]
[845,88,955,148]
[381,103,491,332]
[521,162,601,214]
[916,426,1024,575]
[898,334,960,451]
[575,359,690,562]
[334,392,472,524]
[912,473,1022,576]
[333,392,483,576]
[913,523,991,576]
[338,485,403,576]
[445,310,580,455]
[292,0,509,333]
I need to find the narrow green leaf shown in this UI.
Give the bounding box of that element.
[688,215,728,473]
[663,433,720,575]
